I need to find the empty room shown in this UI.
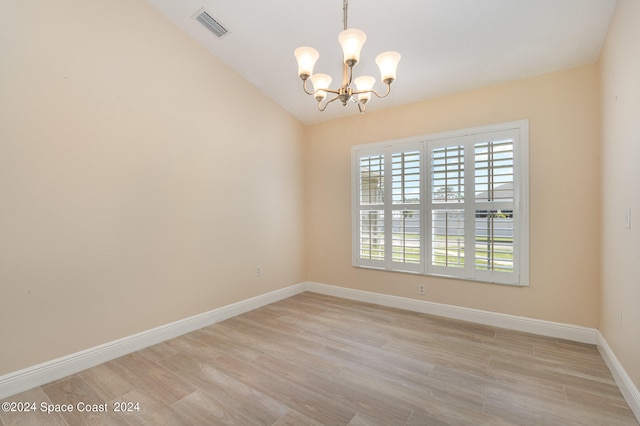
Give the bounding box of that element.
[1,0,638,424]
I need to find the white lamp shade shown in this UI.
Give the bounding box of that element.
[294,46,320,79]
[311,73,332,100]
[375,51,401,83]
[338,28,366,65]
[354,75,375,102]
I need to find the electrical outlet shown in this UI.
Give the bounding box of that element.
[256,266,262,277]
[418,284,426,295]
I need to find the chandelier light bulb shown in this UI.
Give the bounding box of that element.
[311,73,332,101]
[338,28,366,66]
[375,51,401,83]
[354,75,375,102]
[294,46,320,80]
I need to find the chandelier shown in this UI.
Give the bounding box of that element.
[294,0,401,113]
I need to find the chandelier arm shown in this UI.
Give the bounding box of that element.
[302,79,340,97]
[342,63,354,88]
[302,78,314,95]
[317,94,341,112]
[352,82,392,99]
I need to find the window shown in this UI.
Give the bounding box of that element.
[352,120,529,285]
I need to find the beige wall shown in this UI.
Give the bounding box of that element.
[0,0,305,375]
[304,64,601,328]
[1,0,633,394]
[599,0,640,392]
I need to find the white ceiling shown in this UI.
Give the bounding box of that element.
[147,0,616,125]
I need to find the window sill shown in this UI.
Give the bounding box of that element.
[352,264,529,287]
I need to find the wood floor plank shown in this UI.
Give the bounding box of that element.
[113,387,190,425]
[405,405,517,426]
[108,352,195,406]
[484,388,638,426]
[565,386,637,417]
[211,354,357,425]
[78,360,138,403]
[312,337,436,390]
[170,389,257,425]
[42,375,127,426]
[159,352,289,425]
[136,342,180,364]
[271,409,323,426]
[253,354,413,425]
[1,291,637,425]
[196,323,266,363]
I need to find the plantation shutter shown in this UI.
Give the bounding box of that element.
[352,120,528,286]
[390,148,423,272]
[473,130,519,282]
[357,153,385,266]
[353,143,423,272]
[428,143,466,275]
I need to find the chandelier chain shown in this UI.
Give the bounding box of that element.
[343,0,348,31]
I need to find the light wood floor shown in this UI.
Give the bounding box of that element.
[1,292,637,425]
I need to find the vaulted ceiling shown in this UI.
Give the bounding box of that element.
[148,0,616,125]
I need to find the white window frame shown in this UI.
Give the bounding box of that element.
[352,120,529,286]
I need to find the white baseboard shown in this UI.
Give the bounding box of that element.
[3,279,638,425]
[305,282,639,423]
[0,282,306,400]
[304,282,598,344]
[597,331,640,421]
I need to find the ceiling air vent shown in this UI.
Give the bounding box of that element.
[194,9,228,38]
